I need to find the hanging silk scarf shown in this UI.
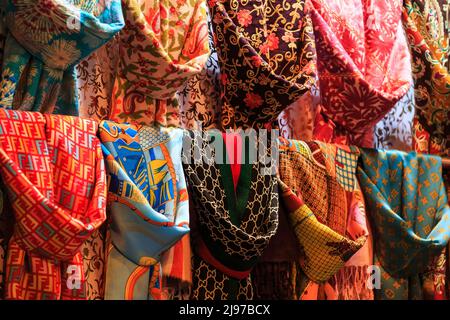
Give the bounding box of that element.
[77,34,120,122]
[357,149,450,300]
[178,10,221,131]
[374,85,415,152]
[0,0,124,115]
[0,109,107,300]
[403,0,450,157]
[207,0,316,130]
[99,121,190,300]
[278,138,373,300]
[310,0,411,147]
[183,130,278,299]
[108,0,209,126]
[251,202,300,300]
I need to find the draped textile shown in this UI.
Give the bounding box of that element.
[278,139,373,299]
[0,0,124,115]
[310,0,411,147]
[0,109,107,300]
[403,0,450,157]
[108,0,210,126]
[99,121,190,300]
[357,149,450,299]
[207,0,316,130]
[178,9,221,131]
[183,130,278,299]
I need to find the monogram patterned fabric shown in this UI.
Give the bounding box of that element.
[0,0,124,115]
[183,130,278,299]
[311,0,411,147]
[208,0,316,130]
[108,0,210,126]
[358,149,450,299]
[0,109,107,300]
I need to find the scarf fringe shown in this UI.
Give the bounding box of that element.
[330,265,374,300]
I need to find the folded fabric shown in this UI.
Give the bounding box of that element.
[109,0,210,126]
[403,0,450,156]
[183,130,278,299]
[311,0,411,147]
[358,149,450,299]
[207,0,316,130]
[0,109,107,300]
[278,138,372,299]
[0,0,124,115]
[99,121,190,300]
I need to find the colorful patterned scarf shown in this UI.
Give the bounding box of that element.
[278,138,373,300]
[0,109,107,300]
[403,0,450,157]
[108,0,210,126]
[0,0,124,115]
[357,149,450,299]
[310,0,411,147]
[99,121,190,300]
[207,0,316,130]
[183,130,278,299]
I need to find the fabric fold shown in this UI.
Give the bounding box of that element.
[99,121,190,300]
[278,138,373,299]
[183,130,279,299]
[357,148,450,299]
[0,0,124,115]
[109,0,210,126]
[0,109,107,300]
[310,0,411,147]
[207,0,316,129]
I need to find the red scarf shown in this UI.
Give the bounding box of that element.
[311,0,411,147]
[0,110,107,300]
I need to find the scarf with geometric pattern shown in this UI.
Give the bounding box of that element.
[278,138,373,300]
[99,121,190,300]
[182,130,279,299]
[0,0,124,115]
[357,149,450,299]
[0,109,107,300]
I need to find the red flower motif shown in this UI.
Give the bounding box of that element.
[251,55,262,67]
[237,10,252,27]
[244,92,264,109]
[260,33,279,54]
[208,0,218,7]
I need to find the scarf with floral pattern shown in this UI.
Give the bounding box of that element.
[207,0,316,130]
[310,0,411,147]
[108,0,210,127]
[0,0,124,115]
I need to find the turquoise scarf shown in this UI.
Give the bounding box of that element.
[358,149,450,299]
[0,0,124,115]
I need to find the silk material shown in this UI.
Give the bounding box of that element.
[108,0,210,126]
[358,149,450,299]
[278,138,373,300]
[0,0,124,115]
[99,121,190,300]
[183,130,279,299]
[311,0,411,147]
[403,0,450,156]
[0,109,107,300]
[208,0,316,130]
